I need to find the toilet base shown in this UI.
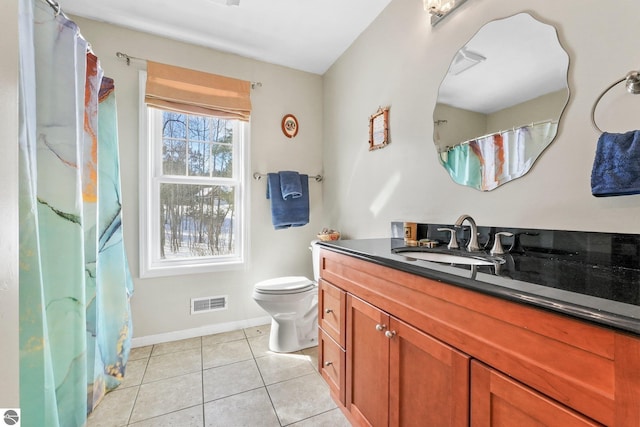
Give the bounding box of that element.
[268,315,318,353]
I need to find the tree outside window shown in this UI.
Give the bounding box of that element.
[141,107,246,277]
[159,112,237,260]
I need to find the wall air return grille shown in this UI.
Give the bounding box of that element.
[191,296,228,314]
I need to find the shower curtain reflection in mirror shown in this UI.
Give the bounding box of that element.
[18,1,134,426]
[439,121,558,191]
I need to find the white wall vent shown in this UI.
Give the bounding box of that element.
[191,296,228,314]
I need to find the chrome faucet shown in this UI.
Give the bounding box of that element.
[454,214,480,252]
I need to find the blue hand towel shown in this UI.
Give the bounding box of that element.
[591,131,640,197]
[279,171,302,200]
[267,173,309,229]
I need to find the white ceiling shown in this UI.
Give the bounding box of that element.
[437,13,570,114]
[61,0,392,75]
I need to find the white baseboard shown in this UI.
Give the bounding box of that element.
[130,316,272,348]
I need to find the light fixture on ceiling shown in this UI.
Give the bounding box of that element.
[448,47,485,76]
[423,0,468,26]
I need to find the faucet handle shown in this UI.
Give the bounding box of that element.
[437,228,459,250]
[490,232,514,255]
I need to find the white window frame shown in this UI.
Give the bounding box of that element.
[138,71,249,278]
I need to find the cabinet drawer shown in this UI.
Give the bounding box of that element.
[319,328,345,405]
[319,279,346,347]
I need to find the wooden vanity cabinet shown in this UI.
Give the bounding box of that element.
[318,247,640,427]
[347,294,470,427]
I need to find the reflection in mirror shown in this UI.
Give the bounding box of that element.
[433,13,570,191]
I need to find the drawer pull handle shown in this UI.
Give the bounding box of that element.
[375,324,387,331]
[385,330,396,339]
[325,309,333,314]
[324,361,333,367]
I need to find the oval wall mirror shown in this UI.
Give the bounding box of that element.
[433,13,570,191]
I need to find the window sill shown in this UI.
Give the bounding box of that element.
[140,258,246,278]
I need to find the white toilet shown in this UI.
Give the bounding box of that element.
[252,241,321,353]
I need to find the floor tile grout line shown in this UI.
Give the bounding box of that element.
[139,367,204,386]
[201,332,262,425]
[201,337,248,350]
[262,370,321,388]
[150,345,203,359]
[126,403,204,426]
[125,349,152,426]
[247,335,270,400]
[281,407,340,427]
[244,328,284,426]
[263,373,285,426]
[203,385,266,405]
[127,339,203,426]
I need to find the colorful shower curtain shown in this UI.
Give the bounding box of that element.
[18,1,134,426]
[439,121,558,191]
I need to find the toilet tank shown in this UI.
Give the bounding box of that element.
[311,240,321,282]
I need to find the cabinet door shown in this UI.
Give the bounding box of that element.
[389,317,470,427]
[346,295,390,427]
[471,361,603,427]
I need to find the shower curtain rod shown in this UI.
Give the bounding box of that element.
[116,51,263,89]
[441,119,558,152]
[43,0,62,15]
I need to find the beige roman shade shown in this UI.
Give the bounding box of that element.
[145,61,252,121]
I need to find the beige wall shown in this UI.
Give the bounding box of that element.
[1,0,19,406]
[323,0,640,236]
[73,17,324,341]
[433,103,486,150]
[487,89,568,134]
[434,90,568,150]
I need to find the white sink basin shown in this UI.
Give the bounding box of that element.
[394,250,503,266]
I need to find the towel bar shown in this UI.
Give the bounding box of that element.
[253,172,323,182]
[591,70,640,133]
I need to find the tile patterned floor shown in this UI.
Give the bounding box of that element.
[86,324,351,427]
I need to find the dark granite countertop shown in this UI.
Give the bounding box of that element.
[317,237,640,336]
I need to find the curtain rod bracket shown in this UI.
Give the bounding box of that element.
[116,52,132,66]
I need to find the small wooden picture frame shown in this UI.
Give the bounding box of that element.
[369,106,390,151]
[281,114,299,138]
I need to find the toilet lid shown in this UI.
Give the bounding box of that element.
[254,276,316,294]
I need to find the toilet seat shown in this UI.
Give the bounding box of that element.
[254,276,315,295]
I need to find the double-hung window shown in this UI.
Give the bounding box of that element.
[139,63,251,277]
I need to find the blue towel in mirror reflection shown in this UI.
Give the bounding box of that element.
[267,172,309,229]
[591,130,640,197]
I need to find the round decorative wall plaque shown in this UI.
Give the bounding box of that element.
[281,114,299,138]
